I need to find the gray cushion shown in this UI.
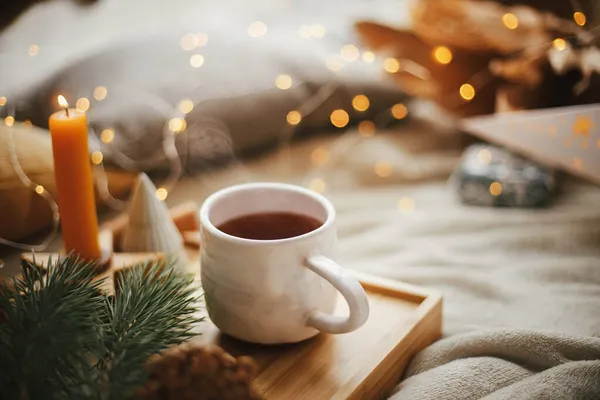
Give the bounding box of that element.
[16,34,407,171]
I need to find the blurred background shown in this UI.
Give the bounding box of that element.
[1,0,600,337]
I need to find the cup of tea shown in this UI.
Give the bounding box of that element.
[199,182,369,344]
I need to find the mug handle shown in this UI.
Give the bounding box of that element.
[305,255,370,334]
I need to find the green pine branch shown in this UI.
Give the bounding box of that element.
[0,255,202,400]
[98,259,200,399]
[0,256,105,400]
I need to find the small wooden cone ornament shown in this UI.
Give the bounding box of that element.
[120,174,188,270]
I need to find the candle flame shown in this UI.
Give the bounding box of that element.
[57,95,69,108]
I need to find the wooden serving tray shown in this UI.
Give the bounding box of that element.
[22,202,443,400]
[194,268,442,400]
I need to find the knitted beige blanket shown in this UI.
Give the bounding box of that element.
[180,125,600,399]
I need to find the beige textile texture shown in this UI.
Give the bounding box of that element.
[165,123,600,399]
[393,330,600,399]
[2,118,599,399]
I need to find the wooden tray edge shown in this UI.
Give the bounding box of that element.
[342,271,443,400]
[358,298,442,400]
[353,270,443,305]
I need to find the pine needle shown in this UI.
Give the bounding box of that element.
[98,258,200,399]
[0,255,202,400]
[0,255,105,400]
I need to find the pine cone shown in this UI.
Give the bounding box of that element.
[134,344,262,400]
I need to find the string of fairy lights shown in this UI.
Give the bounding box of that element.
[0,5,597,251]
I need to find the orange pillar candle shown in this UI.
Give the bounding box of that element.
[48,95,101,260]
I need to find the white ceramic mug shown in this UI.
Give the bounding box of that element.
[199,182,369,344]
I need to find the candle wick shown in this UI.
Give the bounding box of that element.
[64,107,70,117]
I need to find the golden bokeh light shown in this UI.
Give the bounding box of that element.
[459,84,475,101]
[340,44,359,62]
[391,103,408,119]
[4,116,15,127]
[180,33,198,51]
[326,55,343,72]
[76,97,90,112]
[352,94,370,112]
[573,115,593,138]
[28,45,39,56]
[275,74,293,90]
[310,24,326,38]
[35,185,45,195]
[156,187,168,201]
[100,128,115,144]
[287,110,302,125]
[91,151,103,165]
[398,197,415,214]
[168,118,187,133]
[311,147,330,166]
[597,139,600,149]
[189,54,204,68]
[178,99,194,114]
[374,161,392,178]
[0,96,6,106]
[433,46,452,64]
[489,181,503,196]
[477,149,492,164]
[362,51,375,63]
[196,33,208,46]
[535,123,543,134]
[167,118,183,132]
[383,57,400,73]
[298,25,312,38]
[308,178,326,193]
[93,86,108,101]
[502,13,519,30]
[330,109,349,128]
[573,12,586,26]
[553,38,567,51]
[358,120,376,137]
[248,21,267,37]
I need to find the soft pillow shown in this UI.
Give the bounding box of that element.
[15,35,407,171]
[4,34,407,242]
